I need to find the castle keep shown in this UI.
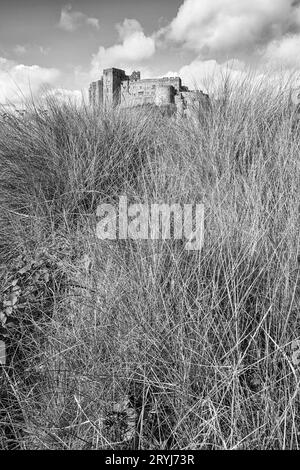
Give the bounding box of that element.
[89,68,209,118]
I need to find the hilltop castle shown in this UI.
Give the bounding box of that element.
[89,68,209,118]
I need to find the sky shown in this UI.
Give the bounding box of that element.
[1,0,300,104]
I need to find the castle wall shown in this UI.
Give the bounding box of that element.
[120,79,157,107]
[120,77,179,108]
[155,85,174,106]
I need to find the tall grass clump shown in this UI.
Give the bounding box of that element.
[0,73,299,449]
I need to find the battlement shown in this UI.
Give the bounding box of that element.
[89,68,210,118]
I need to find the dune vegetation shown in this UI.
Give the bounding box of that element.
[0,75,299,449]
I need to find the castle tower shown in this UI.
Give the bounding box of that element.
[89,79,103,109]
[102,68,129,110]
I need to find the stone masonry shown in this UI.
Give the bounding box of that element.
[89,68,210,118]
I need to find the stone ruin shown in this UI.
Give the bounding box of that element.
[89,67,210,119]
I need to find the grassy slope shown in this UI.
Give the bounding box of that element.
[0,79,299,449]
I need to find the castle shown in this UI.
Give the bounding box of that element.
[89,68,210,118]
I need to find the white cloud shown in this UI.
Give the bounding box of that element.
[177,59,250,93]
[91,19,155,77]
[42,87,84,105]
[164,0,300,60]
[261,34,300,69]
[0,57,60,104]
[168,56,299,99]
[13,44,51,56]
[115,19,143,40]
[39,46,50,56]
[154,0,300,90]
[86,18,100,30]
[14,45,27,55]
[58,4,100,32]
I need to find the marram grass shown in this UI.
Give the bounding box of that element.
[0,76,299,449]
